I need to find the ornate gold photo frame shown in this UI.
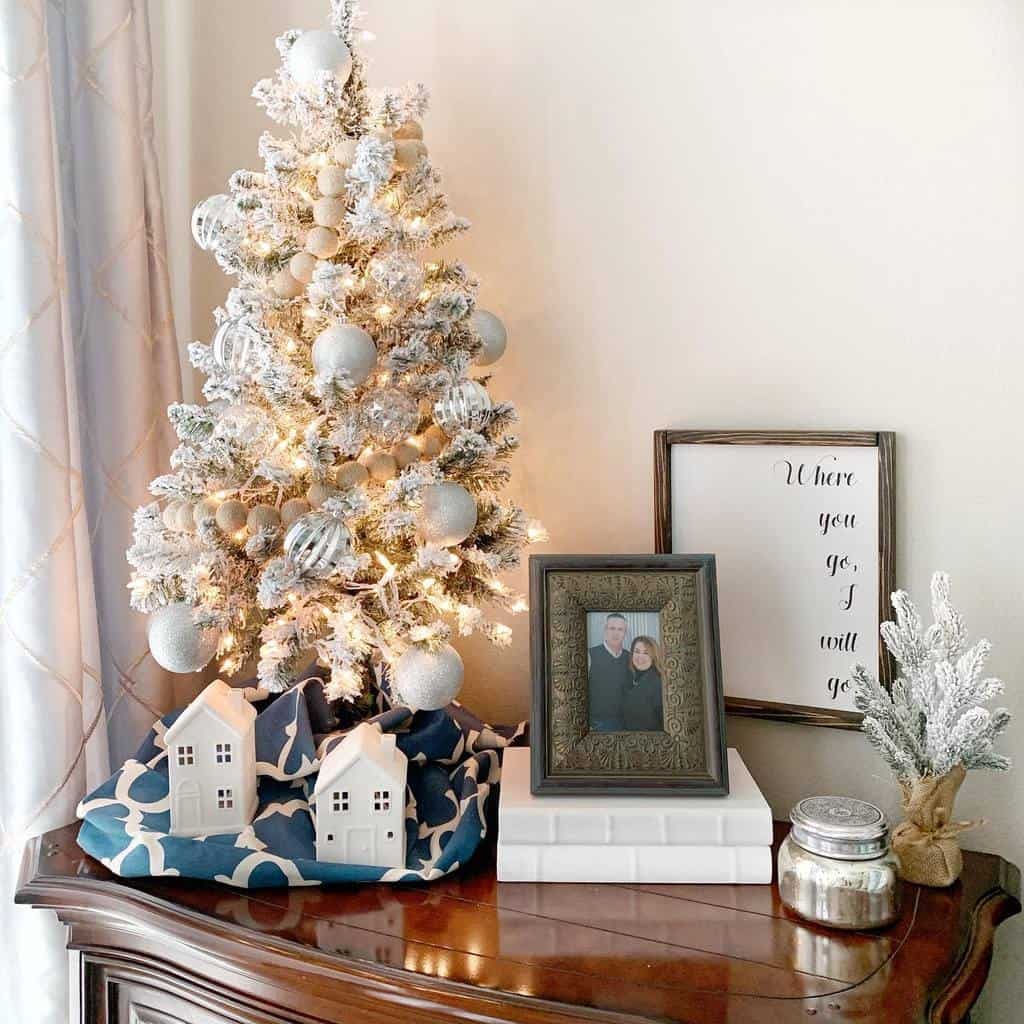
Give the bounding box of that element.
[530,555,728,796]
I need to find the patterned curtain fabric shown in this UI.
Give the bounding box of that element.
[0,2,180,1020]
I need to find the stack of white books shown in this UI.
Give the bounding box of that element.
[497,747,773,883]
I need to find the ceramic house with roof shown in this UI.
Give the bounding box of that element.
[313,722,408,868]
[164,679,258,837]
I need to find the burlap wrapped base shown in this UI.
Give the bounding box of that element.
[893,765,976,888]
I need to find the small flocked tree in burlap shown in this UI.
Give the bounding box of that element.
[128,1,544,710]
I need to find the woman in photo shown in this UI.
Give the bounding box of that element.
[622,636,665,731]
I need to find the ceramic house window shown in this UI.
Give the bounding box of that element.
[373,790,391,812]
[217,787,234,810]
[215,742,232,764]
[176,745,195,767]
[326,833,335,842]
[332,791,349,813]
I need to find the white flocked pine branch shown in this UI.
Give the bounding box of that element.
[853,572,1011,782]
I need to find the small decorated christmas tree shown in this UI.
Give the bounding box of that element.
[129,1,543,710]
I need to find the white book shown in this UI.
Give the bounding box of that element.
[499,747,772,847]
[496,842,773,884]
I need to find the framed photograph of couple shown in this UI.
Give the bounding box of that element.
[530,554,728,796]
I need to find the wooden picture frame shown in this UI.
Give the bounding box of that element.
[530,554,728,796]
[653,430,895,729]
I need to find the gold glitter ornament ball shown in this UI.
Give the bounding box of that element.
[393,642,464,710]
[148,602,218,674]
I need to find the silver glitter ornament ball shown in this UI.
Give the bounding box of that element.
[393,643,464,710]
[286,29,352,88]
[284,510,353,578]
[312,325,377,387]
[148,602,218,674]
[191,194,236,252]
[418,482,477,547]
[358,387,419,446]
[433,380,492,435]
[470,309,508,366]
[212,318,260,376]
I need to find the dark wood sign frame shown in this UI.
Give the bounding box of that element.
[530,554,728,796]
[653,430,895,730]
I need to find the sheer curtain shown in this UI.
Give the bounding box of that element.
[0,2,180,1021]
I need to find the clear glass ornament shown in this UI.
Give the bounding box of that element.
[212,318,260,376]
[191,194,237,252]
[358,388,419,446]
[213,403,278,451]
[284,511,354,578]
[433,380,492,435]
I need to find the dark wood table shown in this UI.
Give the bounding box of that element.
[16,821,1019,1024]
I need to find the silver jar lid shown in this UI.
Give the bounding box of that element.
[789,796,890,860]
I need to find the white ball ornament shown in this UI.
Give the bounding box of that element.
[393,120,423,141]
[193,498,219,527]
[174,503,196,533]
[306,482,339,508]
[418,482,477,547]
[391,441,420,469]
[271,268,305,299]
[313,196,346,228]
[393,643,464,710]
[281,497,311,526]
[334,460,369,488]
[286,29,352,89]
[311,325,377,386]
[163,501,187,531]
[363,451,398,482]
[333,139,358,167]
[246,504,280,532]
[148,602,218,674]
[470,309,507,366]
[306,225,341,259]
[289,251,318,284]
[394,139,427,172]
[316,164,348,197]
[215,499,248,534]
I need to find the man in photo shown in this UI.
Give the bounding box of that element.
[587,612,632,731]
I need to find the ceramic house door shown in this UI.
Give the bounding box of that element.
[175,780,201,831]
[346,827,374,864]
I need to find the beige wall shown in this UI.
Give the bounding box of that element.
[150,2,1024,1016]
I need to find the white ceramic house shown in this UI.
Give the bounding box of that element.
[164,679,258,837]
[313,722,408,868]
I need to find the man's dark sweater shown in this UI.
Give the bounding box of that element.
[587,644,632,731]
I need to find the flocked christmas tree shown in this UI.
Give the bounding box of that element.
[128,1,544,711]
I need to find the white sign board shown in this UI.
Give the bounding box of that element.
[664,437,892,723]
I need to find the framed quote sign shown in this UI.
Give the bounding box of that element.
[653,430,894,728]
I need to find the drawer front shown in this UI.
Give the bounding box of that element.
[84,959,296,1024]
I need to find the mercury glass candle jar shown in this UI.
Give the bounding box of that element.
[778,796,901,930]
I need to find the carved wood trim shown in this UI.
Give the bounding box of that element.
[927,859,1022,1023]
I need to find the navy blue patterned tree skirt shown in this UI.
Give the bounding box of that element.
[76,675,525,887]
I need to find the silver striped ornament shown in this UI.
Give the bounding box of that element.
[191,193,237,251]
[433,380,492,435]
[283,511,353,578]
[212,318,260,376]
